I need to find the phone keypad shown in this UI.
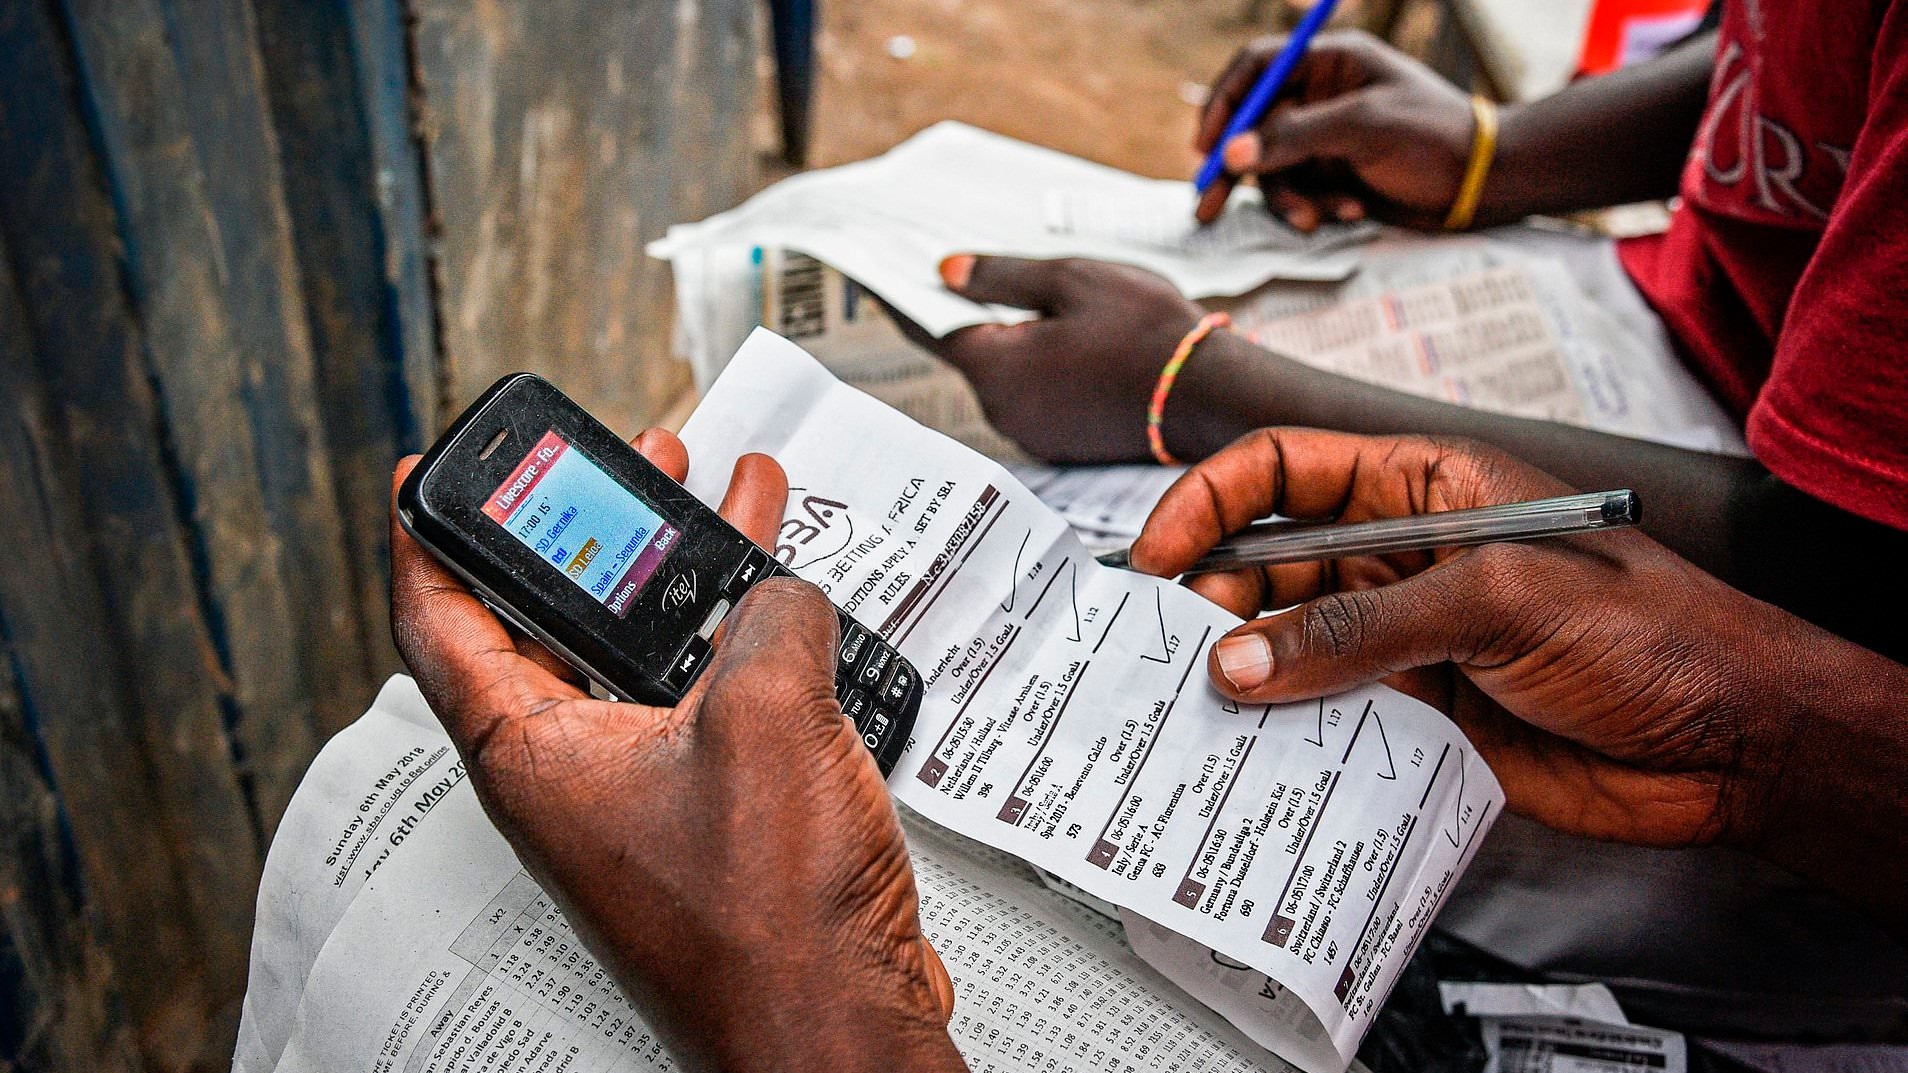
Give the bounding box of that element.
[831,617,915,777]
[699,546,919,777]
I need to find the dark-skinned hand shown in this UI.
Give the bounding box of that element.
[1194,31,1476,229]
[390,429,965,1073]
[1130,427,1810,850]
[922,253,1206,463]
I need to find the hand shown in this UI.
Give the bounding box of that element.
[390,430,964,1073]
[1194,31,1475,229]
[923,254,1204,462]
[1129,428,1810,850]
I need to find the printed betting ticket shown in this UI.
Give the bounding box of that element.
[680,330,1505,1071]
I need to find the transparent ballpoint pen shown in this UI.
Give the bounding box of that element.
[1096,490,1640,574]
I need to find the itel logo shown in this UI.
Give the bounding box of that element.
[661,570,697,613]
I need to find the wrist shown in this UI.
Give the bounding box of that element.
[1471,101,1535,228]
[1160,330,1286,461]
[1716,615,1908,927]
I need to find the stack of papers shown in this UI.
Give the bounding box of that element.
[648,122,1374,382]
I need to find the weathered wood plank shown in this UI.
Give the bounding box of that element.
[56,0,324,826]
[248,0,444,685]
[411,0,756,435]
[0,233,208,1070]
[0,7,272,1067]
[0,259,149,1071]
[347,0,445,444]
[161,0,382,730]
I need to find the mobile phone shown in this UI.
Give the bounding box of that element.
[397,373,920,776]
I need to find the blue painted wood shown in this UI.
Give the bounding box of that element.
[161,0,380,736]
[56,0,325,831]
[767,0,816,165]
[347,0,444,447]
[0,253,145,1073]
[0,3,261,1065]
[250,0,433,684]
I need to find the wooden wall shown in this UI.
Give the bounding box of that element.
[0,0,756,1069]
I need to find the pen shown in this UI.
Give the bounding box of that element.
[1194,0,1343,194]
[1096,490,1641,574]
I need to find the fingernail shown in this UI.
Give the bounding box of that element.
[939,254,976,290]
[1336,200,1365,222]
[1222,132,1261,173]
[1214,633,1273,691]
[1289,204,1319,233]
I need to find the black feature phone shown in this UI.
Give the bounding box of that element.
[396,373,920,776]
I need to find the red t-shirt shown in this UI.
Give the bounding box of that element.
[1619,0,1908,531]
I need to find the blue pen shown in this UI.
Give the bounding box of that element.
[1194,0,1344,195]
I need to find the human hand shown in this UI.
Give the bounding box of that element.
[1194,31,1475,229]
[390,430,963,1073]
[1130,428,1805,851]
[921,254,1204,463]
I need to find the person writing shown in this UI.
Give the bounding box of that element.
[389,428,1908,1069]
[919,16,1908,664]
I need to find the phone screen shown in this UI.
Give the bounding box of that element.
[483,429,680,617]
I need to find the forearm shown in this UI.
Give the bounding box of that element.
[1730,621,1908,938]
[1166,335,1908,659]
[1475,31,1716,224]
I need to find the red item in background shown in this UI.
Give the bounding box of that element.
[1618,0,1908,532]
[1578,0,1708,75]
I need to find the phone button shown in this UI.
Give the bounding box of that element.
[836,622,872,675]
[879,660,917,707]
[856,642,895,691]
[838,686,873,726]
[664,635,712,690]
[696,599,732,640]
[724,548,774,596]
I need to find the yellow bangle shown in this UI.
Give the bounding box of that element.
[1147,312,1231,466]
[1443,95,1499,232]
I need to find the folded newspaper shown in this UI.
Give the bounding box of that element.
[237,331,1507,1073]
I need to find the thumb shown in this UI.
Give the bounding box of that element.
[696,577,844,745]
[939,254,1085,315]
[1208,556,1497,702]
[1224,93,1377,176]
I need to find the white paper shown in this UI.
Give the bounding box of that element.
[1480,1018,1686,1073]
[648,122,1372,345]
[1703,1042,1908,1073]
[1008,463,1188,539]
[233,675,465,1073]
[250,677,1303,1073]
[1438,982,1629,1026]
[1042,188,1370,258]
[1124,911,1346,1073]
[679,329,1505,1070]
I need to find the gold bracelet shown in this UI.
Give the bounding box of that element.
[1443,95,1499,232]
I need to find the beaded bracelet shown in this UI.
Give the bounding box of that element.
[1147,312,1231,466]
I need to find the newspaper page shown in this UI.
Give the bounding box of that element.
[682,229,1742,460]
[1216,229,1746,456]
[245,677,1304,1073]
[680,330,1504,1071]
